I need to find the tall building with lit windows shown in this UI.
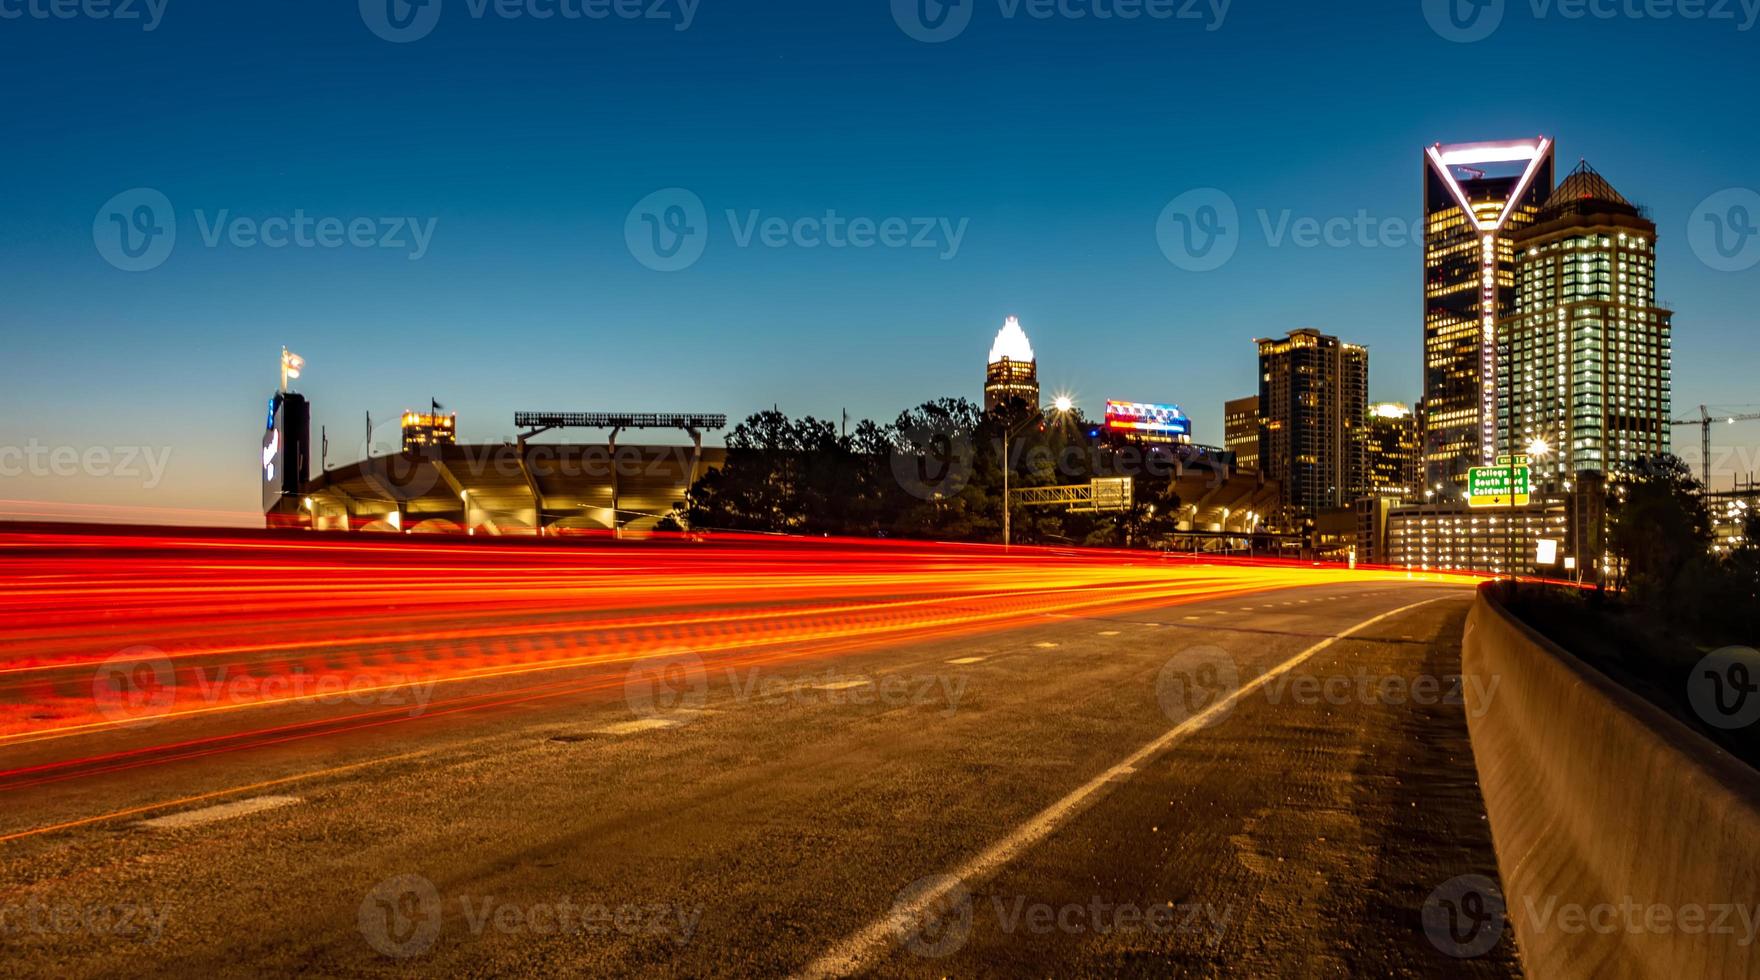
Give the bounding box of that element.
[1359,402,1422,500]
[1224,395,1260,471]
[1423,137,1555,496]
[401,410,458,451]
[983,316,1040,414]
[1257,329,1368,516]
[1498,162,1672,487]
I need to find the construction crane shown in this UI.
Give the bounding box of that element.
[1671,406,1760,489]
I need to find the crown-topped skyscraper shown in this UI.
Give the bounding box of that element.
[984,316,1040,414]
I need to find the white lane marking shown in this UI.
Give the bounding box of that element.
[594,718,683,736]
[812,680,873,692]
[795,596,1445,980]
[1097,630,1121,637]
[140,795,301,830]
[1033,642,1059,649]
[946,657,985,665]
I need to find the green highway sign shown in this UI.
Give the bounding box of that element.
[1468,463,1531,508]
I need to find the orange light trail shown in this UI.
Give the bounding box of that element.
[0,524,1482,799]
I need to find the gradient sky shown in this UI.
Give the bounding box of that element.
[4,0,1760,518]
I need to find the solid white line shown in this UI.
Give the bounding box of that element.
[140,795,301,830]
[794,597,1444,979]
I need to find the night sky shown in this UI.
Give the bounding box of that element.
[4,0,1759,517]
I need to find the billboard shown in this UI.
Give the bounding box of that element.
[261,392,310,513]
[1104,401,1191,442]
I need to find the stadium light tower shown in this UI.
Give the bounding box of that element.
[280,348,305,393]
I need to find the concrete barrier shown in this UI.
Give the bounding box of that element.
[1462,586,1760,978]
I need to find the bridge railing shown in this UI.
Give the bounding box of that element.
[1463,586,1760,978]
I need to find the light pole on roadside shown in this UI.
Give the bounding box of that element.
[1002,396,1074,550]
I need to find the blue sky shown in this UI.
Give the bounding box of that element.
[3,0,1759,516]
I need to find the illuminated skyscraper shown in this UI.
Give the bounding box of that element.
[1257,329,1368,516]
[984,316,1040,414]
[1499,162,1672,486]
[1224,395,1260,471]
[1359,402,1422,500]
[1422,137,1555,496]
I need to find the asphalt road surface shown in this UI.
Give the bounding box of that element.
[1,560,1520,978]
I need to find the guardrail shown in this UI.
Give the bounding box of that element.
[1462,586,1760,978]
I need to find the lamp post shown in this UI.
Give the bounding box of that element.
[1003,396,1074,550]
[1507,436,1551,583]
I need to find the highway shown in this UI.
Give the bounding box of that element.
[0,530,1519,977]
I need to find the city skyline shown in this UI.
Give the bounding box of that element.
[5,2,1760,520]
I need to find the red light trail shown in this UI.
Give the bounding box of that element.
[0,526,1480,805]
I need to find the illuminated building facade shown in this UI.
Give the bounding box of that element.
[401,411,458,451]
[1498,162,1672,487]
[1423,137,1555,496]
[1257,329,1368,516]
[1385,498,1570,576]
[983,316,1040,414]
[1224,395,1260,471]
[1359,402,1421,500]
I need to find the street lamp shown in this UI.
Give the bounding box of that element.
[1508,436,1553,582]
[1003,398,1075,550]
